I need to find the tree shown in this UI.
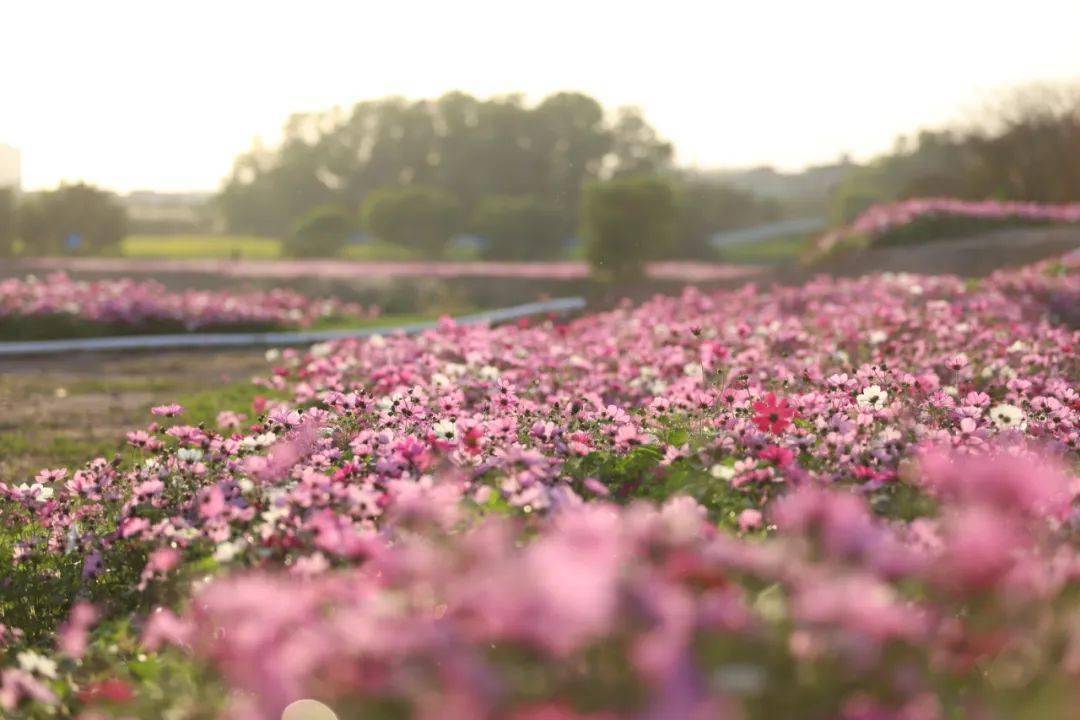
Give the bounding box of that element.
[285,205,354,257]
[361,185,461,258]
[0,188,14,256]
[16,183,126,255]
[965,83,1080,202]
[606,107,674,178]
[581,175,677,282]
[471,195,564,260]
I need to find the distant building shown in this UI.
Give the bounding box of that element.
[0,144,20,190]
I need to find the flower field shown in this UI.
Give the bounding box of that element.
[1,256,1079,719]
[812,198,1080,259]
[0,273,378,339]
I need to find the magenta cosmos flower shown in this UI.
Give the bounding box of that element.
[752,393,796,434]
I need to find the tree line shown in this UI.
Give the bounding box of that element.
[831,83,1080,223]
[222,91,780,262]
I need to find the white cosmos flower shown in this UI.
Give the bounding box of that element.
[213,540,246,563]
[856,385,889,411]
[177,448,204,463]
[261,504,289,524]
[683,362,704,378]
[444,362,467,377]
[16,483,54,501]
[241,432,277,450]
[989,404,1025,430]
[710,464,736,481]
[868,330,888,345]
[433,419,458,441]
[479,365,501,381]
[17,651,57,679]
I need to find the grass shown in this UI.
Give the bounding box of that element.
[120,235,483,262]
[311,312,434,331]
[715,234,812,265]
[0,351,271,482]
[121,234,282,259]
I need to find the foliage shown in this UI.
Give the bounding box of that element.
[284,204,354,258]
[581,174,677,281]
[360,185,461,258]
[15,183,127,255]
[470,194,565,260]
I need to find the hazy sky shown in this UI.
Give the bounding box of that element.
[3,0,1079,192]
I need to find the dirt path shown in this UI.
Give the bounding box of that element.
[0,349,269,482]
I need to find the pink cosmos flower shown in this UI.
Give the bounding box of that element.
[758,444,795,467]
[738,508,763,532]
[56,602,99,659]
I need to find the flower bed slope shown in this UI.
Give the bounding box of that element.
[812,197,1080,261]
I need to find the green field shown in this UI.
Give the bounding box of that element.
[121,234,282,259]
[715,233,812,264]
[120,235,475,261]
[121,233,806,264]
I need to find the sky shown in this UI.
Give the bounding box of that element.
[2,0,1079,193]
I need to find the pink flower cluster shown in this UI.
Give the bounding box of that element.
[816,197,1080,255]
[149,447,1080,720]
[0,272,377,331]
[16,257,761,282]
[1,255,1078,717]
